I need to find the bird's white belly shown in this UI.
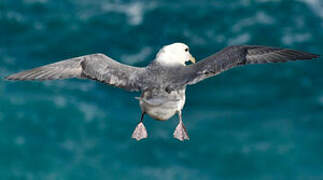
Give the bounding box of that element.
[139,90,186,121]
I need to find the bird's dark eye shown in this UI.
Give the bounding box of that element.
[185,48,189,52]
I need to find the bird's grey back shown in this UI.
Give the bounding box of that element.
[139,61,189,92]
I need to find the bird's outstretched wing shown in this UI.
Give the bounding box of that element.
[5,53,145,91]
[182,45,319,85]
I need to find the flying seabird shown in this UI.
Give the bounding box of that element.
[5,43,319,141]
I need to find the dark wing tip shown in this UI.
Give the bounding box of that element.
[310,53,320,59]
[283,49,320,60]
[4,70,38,81]
[4,74,31,81]
[290,49,319,58]
[4,74,20,81]
[4,69,57,81]
[246,46,320,64]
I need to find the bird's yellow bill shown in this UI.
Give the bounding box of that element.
[189,55,196,64]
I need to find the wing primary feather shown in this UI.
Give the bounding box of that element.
[5,53,145,92]
[182,45,319,85]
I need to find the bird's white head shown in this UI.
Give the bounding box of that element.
[155,43,196,66]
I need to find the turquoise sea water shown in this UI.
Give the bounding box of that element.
[1,0,323,179]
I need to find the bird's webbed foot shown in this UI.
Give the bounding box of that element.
[173,111,190,141]
[173,121,190,141]
[131,113,147,141]
[131,122,148,141]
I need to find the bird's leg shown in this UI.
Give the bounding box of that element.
[131,112,148,141]
[173,111,190,141]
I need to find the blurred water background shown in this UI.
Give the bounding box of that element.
[0,0,323,179]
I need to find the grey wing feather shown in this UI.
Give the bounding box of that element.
[182,45,319,85]
[5,53,145,91]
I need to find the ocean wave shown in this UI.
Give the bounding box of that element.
[232,11,275,33]
[70,1,158,26]
[282,32,312,45]
[121,47,152,64]
[299,0,323,19]
[101,2,157,26]
[228,33,251,45]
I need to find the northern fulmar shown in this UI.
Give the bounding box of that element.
[5,43,319,141]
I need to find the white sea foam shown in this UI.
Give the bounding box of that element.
[5,11,25,23]
[121,47,152,64]
[101,2,157,26]
[299,0,323,19]
[79,102,105,122]
[242,142,271,154]
[49,1,158,26]
[228,33,251,45]
[232,11,275,32]
[33,22,45,31]
[183,30,208,45]
[282,32,312,45]
[14,136,26,146]
[61,139,76,151]
[53,95,67,108]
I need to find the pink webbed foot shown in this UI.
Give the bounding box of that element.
[131,122,148,141]
[173,121,190,141]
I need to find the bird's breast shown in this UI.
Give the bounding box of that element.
[138,88,186,121]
